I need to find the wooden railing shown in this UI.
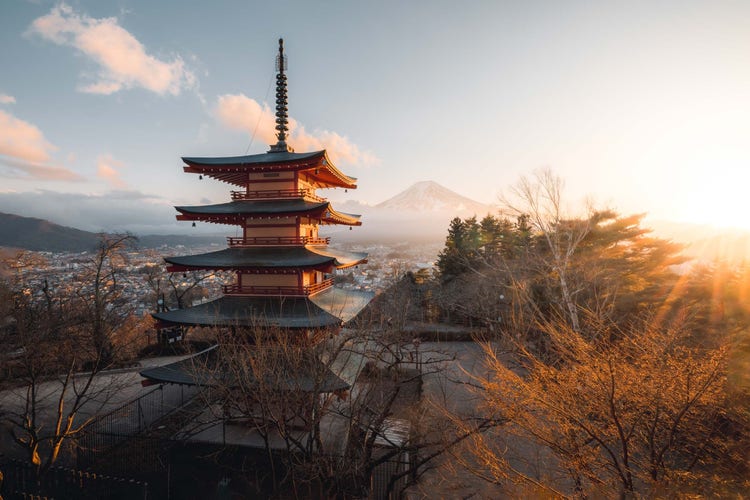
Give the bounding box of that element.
[222,278,334,296]
[226,236,330,246]
[230,188,326,203]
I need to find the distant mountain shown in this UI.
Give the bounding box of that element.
[325,181,497,244]
[0,212,225,252]
[375,180,495,215]
[0,212,101,252]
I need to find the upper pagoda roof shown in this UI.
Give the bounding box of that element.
[175,199,361,226]
[182,150,357,189]
[152,287,374,329]
[164,246,367,272]
[183,150,321,166]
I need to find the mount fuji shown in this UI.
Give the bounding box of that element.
[375,180,494,214]
[326,181,497,243]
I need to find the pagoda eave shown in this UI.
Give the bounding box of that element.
[151,295,342,329]
[150,288,374,330]
[175,200,334,220]
[175,212,362,227]
[321,215,362,226]
[182,151,357,189]
[165,264,336,273]
[163,246,367,272]
[182,150,357,189]
[334,259,367,270]
[182,150,325,169]
[139,345,351,393]
[176,214,244,225]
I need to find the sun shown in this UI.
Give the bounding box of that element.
[673,168,750,232]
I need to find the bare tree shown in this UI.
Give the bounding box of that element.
[502,169,593,332]
[142,260,215,318]
[74,234,137,366]
[457,311,743,497]
[167,302,485,499]
[0,235,142,477]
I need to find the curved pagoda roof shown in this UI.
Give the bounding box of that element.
[139,345,350,392]
[152,288,374,329]
[182,150,357,189]
[175,199,361,226]
[164,246,367,272]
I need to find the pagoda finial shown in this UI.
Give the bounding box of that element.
[269,38,293,153]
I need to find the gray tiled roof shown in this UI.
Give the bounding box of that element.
[139,344,350,392]
[176,199,329,215]
[182,150,324,166]
[152,288,373,329]
[164,246,367,270]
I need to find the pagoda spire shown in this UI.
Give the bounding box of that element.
[269,38,293,153]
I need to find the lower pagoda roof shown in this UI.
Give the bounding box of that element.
[164,246,367,272]
[175,199,361,226]
[139,345,350,392]
[152,287,374,329]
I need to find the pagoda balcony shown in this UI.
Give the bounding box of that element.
[222,278,334,296]
[230,188,326,203]
[226,236,330,247]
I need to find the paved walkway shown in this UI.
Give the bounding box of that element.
[0,355,192,466]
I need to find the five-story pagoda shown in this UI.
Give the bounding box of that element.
[152,39,372,334]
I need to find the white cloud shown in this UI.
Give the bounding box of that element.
[96,154,127,188]
[0,94,16,105]
[215,93,378,167]
[0,109,81,181]
[28,3,195,96]
[0,110,54,163]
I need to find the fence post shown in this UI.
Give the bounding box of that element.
[138,398,143,433]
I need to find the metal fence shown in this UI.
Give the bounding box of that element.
[77,383,199,473]
[369,448,414,500]
[0,460,149,500]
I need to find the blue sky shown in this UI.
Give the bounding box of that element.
[1,1,749,233]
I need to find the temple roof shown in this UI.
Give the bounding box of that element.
[152,288,374,329]
[175,199,361,226]
[164,246,367,272]
[139,345,350,392]
[182,150,357,189]
[183,150,322,166]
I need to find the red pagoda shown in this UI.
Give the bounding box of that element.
[151,39,372,334]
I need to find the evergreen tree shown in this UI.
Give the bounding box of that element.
[436,217,470,280]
